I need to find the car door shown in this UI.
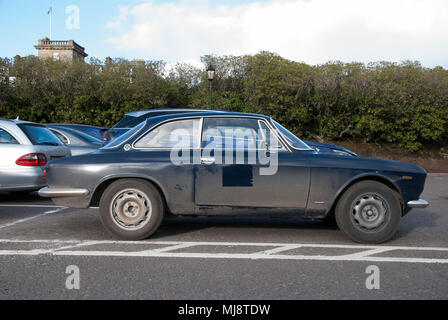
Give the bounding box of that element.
[133,118,202,213]
[194,117,311,209]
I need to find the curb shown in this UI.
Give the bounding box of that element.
[428,173,448,177]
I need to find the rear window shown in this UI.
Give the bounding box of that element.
[112,115,140,129]
[55,127,102,145]
[18,124,62,146]
[102,121,146,149]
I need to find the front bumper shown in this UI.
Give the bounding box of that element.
[407,199,429,209]
[38,187,89,198]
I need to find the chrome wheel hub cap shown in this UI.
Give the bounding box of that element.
[352,194,387,230]
[111,189,152,229]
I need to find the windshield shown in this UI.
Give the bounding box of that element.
[18,124,62,146]
[272,120,311,150]
[102,121,145,149]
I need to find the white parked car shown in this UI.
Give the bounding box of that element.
[0,119,71,193]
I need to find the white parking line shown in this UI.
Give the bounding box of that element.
[0,207,66,230]
[257,244,303,255]
[0,205,65,208]
[338,247,395,259]
[51,251,448,264]
[0,239,447,264]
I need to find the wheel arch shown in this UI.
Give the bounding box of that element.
[89,175,169,212]
[326,174,404,217]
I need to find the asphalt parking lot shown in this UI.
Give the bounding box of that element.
[0,175,447,300]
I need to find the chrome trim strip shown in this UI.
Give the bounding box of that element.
[38,187,89,198]
[197,117,204,149]
[407,199,429,209]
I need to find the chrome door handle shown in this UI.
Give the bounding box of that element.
[201,157,215,165]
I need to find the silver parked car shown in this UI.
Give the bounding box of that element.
[47,125,103,156]
[0,119,71,193]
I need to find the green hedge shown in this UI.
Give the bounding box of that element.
[1,52,447,151]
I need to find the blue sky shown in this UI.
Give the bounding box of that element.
[0,0,120,58]
[1,0,448,67]
[0,0,263,60]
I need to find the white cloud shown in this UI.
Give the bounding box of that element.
[105,0,448,67]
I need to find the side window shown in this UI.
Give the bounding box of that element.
[51,130,69,145]
[202,118,278,150]
[0,128,19,144]
[134,119,200,148]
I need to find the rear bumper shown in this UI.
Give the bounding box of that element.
[407,199,429,209]
[38,187,89,198]
[0,167,46,191]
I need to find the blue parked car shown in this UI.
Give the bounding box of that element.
[50,124,108,140]
[39,111,428,243]
[46,125,103,156]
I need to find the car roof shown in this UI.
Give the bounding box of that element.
[0,118,43,126]
[142,110,272,125]
[50,123,106,129]
[125,108,225,118]
[48,125,102,140]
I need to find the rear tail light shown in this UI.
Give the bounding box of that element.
[16,153,47,166]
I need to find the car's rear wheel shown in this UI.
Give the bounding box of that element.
[99,179,164,240]
[335,181,402,244]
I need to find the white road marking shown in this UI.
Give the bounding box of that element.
[0,207,66,230]
[0,239,447,264]
[0,205,65,208]
[257,244,302,255]
[338,247,395,259]
[148,243,197,253]
[51,251,448,264]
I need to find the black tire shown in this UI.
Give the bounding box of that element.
[335,181,402,244]
[99,179,164,240]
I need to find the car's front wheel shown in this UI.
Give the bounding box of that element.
[99,179,164,240]
[335,181,402,244]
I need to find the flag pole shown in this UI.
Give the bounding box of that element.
[48,7,52,40]
[50,8,52,40]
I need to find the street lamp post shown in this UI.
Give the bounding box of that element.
[207,65,215,109]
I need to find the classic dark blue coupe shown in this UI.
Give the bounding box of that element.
[39,111,429,243]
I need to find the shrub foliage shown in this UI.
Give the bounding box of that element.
[1,52,447,151]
